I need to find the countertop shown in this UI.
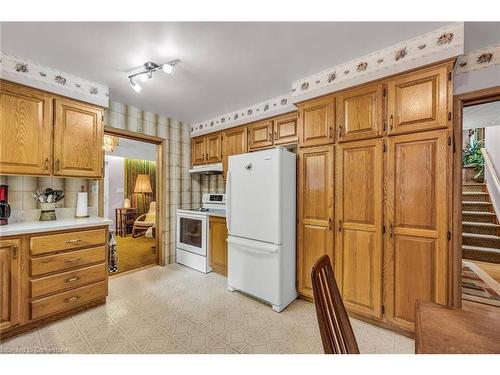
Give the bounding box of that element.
[0,217,113,236]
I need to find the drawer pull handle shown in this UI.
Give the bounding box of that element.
[65,239,82,245]
[64,296,80,303]
[65,276,80,283]
[65,257,81,263]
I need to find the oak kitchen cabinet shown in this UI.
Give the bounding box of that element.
[248,112,298,151]
[335,138,383,319]
[209,216,228,276]
[0,81,52,175]
[0,225,108,340]
[387,64,451,135]
[0,80,104,178]
[0,238,21,333]
[53,98,104,178]
[222,126,248,179]
[337,83,384,142]
[297,145,335,299]
[297,95,335,147]
[191,132,222,166]
[384,129,449,332]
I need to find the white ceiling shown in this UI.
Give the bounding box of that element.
[2,22,500,125]
[463,100,500,129]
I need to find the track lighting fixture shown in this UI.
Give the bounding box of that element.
[128,59,179,93]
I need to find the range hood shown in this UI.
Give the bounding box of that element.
[189,162,223,174]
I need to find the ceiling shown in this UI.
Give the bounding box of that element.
[2,22,500,125]
[463,100,500,129]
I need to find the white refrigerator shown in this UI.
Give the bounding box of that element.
[226,148,297,312]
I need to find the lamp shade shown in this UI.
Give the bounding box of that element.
[134,174,152,193]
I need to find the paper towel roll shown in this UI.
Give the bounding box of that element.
[76,192,88,218]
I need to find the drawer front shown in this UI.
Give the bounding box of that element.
[30,263,106,298]
[30,281,106,320]
[31,246,105,277]
[30,228,106,256]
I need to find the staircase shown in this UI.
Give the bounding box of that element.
[462,183,500,264]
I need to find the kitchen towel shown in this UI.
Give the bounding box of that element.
[75,191,88,217]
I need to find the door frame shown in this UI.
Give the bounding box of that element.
[452,85,500,307]
[98,126,167,267]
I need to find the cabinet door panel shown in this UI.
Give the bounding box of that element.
[0,82,52,175]
[0,239,21,332]
[298,96,335,147]
[336,139,383,318]
[209,216,228,275]
[206,133,222,163]
[191,137,206,165]
[248,120,273,151]
[385,130,449,332]
[298,145,334,299]
[273,113,298,145]
[54,99,103,178]
[337,83,383,142]
[222,126,247,179]
[387,65,449,135]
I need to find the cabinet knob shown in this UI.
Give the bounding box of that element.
[389,115,394,130]
[55,159,60,171]
[44,158,49,170]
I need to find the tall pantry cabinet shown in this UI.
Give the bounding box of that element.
[296,60,453,334]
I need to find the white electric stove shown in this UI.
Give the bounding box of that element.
[176,193,226,273]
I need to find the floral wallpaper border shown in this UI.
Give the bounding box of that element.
[1,51,109,108]
[191,22,464,137]
[455,43,500,75]
[191,93,295,137]
[290,22,464,101]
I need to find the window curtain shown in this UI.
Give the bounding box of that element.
[124,158,156,216]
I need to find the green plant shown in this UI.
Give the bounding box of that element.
[463,138,485,179]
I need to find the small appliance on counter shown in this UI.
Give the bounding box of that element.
[0,185,11,226]
[176,193,226,273]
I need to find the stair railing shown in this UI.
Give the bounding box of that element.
[482,148,500,221]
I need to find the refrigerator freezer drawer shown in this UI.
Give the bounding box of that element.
[227,236,282,309]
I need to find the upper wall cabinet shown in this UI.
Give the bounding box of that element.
[298,95,335,147]
[273,112,298,146]
[53,98,104,178]
[0,81,52,175]
[387,64,450,135]
[248,120,274,151]
[192,132,222,166]
[222,126,247,179]
[337,83,383,142]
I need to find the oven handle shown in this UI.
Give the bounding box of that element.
[225,170,231,232]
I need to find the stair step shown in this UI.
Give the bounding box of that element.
[462,183,486,193]
[462,211,497,223]
[462,232,500,248]
[462,192,490,202]
[462,245,500,264]
[462,221,500,235]
[462,201,493,212]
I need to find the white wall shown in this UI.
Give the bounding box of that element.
[485,126,500,219]
[105,155,125,230]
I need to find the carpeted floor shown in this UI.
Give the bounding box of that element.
[462,260,500,307]
[114,234,156,273]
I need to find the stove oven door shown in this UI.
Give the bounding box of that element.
[176,212,207,256]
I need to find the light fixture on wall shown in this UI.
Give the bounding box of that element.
[128,60,179,93]
[103,134,119,153]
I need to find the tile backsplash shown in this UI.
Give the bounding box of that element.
[0,175,98,223]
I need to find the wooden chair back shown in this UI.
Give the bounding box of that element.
[310,255,360,354]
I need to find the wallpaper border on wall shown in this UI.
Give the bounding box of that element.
[455,43,500,75]
[191,22,464,137]
[191,93,296,137]
[0,51,109,107]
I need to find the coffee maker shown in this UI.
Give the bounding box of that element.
[0,185,11,226]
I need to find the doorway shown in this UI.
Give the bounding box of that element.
[455,88,500,309]
[100,127,165,274]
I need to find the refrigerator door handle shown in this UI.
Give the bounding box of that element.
[226,170,231,232]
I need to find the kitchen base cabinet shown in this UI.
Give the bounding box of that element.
[209,216,228,276]
[297,145,334,299]
[0,225,108,341]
